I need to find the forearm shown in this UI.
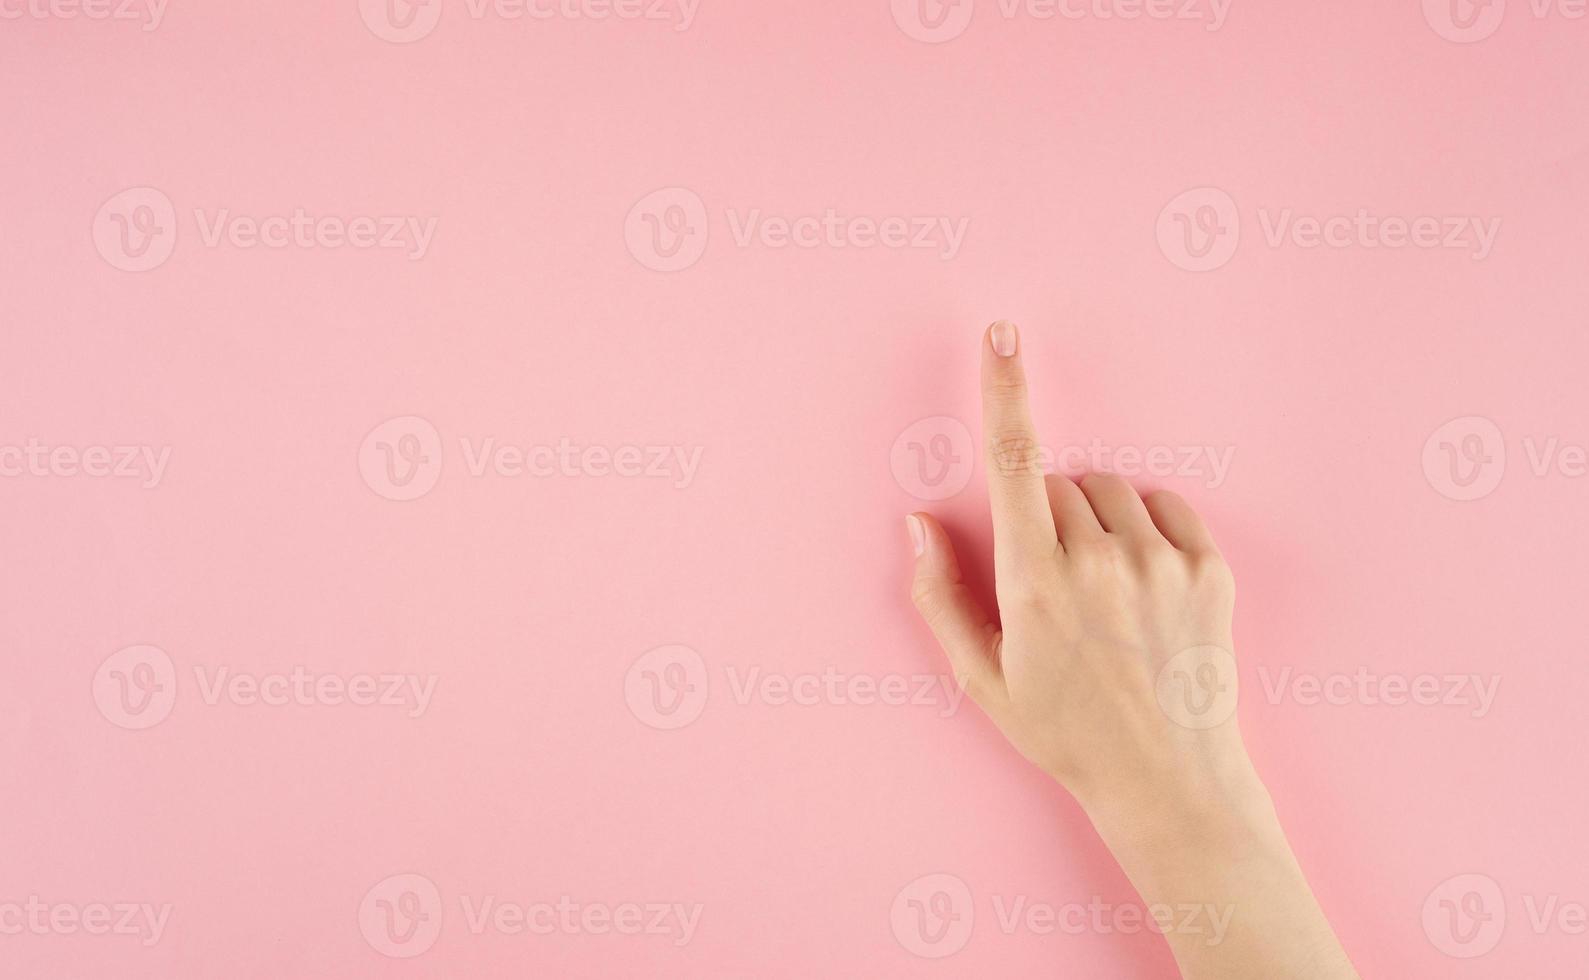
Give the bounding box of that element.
[1080,764,1359,980]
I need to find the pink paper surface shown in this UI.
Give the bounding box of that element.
[3,2,1587,977]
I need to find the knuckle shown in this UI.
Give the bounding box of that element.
[1190,552,1236,594]
[995,559,1057,607]
[1129,529,1175,559]
[1063,535,1119,569]
[1065,534,1111,558]
[983,378,1028,399]
[1080,471,1126,494]
[988,432,1044,477]
[1141,543,1186,580]
[1144,488,1184,509]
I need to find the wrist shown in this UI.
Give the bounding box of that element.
[1073,752,1286,878]
[1071,762,1356,979]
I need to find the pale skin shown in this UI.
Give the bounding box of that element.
[906,322,1358,980]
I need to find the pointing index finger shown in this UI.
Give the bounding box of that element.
[981,321,1057,559]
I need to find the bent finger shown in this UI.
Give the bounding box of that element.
[1078,472,1154,535]
[906,512,1007,708]
[1143,489,1219,554]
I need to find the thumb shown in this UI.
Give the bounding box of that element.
[906,512,1007,711]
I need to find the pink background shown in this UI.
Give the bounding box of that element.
[3,1,1588,976]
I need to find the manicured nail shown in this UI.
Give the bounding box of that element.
[905,514,926,556]
[990,320,1018,357]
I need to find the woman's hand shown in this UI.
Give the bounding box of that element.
[906,319,1253,827]
[905,321,1357,980]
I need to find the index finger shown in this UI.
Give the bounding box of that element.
[981,321,1057,560]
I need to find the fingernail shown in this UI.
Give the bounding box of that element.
[990,320,1018,357]
[905,514,926,556]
